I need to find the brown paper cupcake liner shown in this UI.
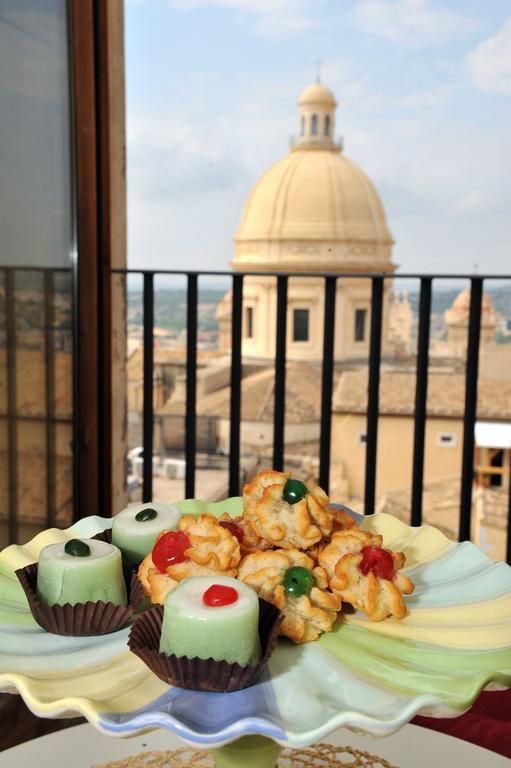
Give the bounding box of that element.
[16,557,144,636]
[128,598,283,692]
[91,528,114,544]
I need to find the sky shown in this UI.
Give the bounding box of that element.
[125,0,511,276]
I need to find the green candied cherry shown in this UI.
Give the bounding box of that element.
[64,539,91,557]
[135,507,158,522]
[283,478,308,505]
[283,566,316,597]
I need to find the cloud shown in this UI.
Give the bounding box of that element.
[128,111,249,201]
[465,18,511,95]
[396,84,456,106]
[166,0,320,36]
[343,111,511,272]
[351,115,511,216]
[353,0,481,47]
[127,70,511,275]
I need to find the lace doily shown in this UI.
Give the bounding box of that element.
[93,744,397,768]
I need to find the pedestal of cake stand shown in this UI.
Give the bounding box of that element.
[210,735,283,768]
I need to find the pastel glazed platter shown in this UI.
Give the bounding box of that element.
[0,499,510,750]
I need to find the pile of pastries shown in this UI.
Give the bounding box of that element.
[15,467,416,688]
[138,469,415,644]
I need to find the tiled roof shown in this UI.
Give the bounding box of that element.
[159,362,322,423]
[128,345,221,367]
[333,369,511,419]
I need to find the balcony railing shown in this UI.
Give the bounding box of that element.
[1,265,510,565]
[116,268,511,565]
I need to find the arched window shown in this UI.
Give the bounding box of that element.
[311,113,318,136]
[324,114,330,136]
[300,115,305,136]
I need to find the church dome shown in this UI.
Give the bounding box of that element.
[234,82,394,272]
[236,150,392,245]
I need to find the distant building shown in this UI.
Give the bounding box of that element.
[388,291,413,356]
[217,81,402,363]
[155,82,511,558]
[444,287,499,360]
[158,361,323,456]
[331,368,511,559]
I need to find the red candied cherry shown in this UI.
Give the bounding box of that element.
[152,530,191,573]
[203,584,239,607]
[219,520,244,544]
[359,546,396,581]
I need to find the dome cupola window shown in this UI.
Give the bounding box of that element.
[311,113,318,136]
[324,114,330,137]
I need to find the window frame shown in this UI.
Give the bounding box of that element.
[69,0,126,519]
[292,307,310,343]
[436,433,457,448]
[245,306,254,338]
[354,308,367,343]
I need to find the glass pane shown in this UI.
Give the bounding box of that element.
[0,1,74,546]
[293,309,309,342]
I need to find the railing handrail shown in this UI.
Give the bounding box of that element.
[113,268,511,280]
[2,263,510,563]
[3,265,510,280]
[129,269,511,567]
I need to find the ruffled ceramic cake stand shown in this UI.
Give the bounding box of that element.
[1,499,511,768]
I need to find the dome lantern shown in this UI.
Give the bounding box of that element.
[295,82,340,151]
[234,80,395,274]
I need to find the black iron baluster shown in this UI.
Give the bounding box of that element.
[5,269,17,543]
[364,276,383,515]
[185,274,198,499]
[459,278,483,542]
[273,275,288,472]
[229,274,243,497]
[44,271,56,528]
[319,277,337,493]
[411,277,432,526]
[142,272,154,502]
